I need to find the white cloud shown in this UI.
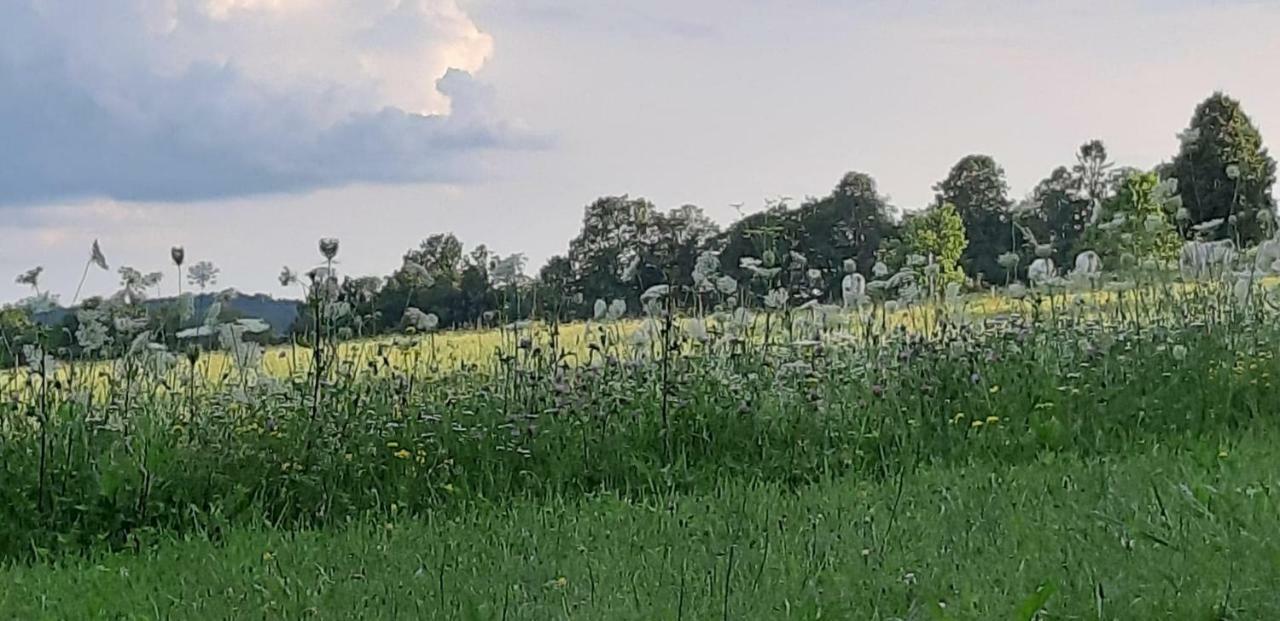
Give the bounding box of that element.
[0,0,527,205]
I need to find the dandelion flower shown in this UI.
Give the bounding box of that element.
[1226,164,1241,180]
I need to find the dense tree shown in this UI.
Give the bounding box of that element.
[718,172,897,290]
[1168,92,1277,244]
[935,155,1013,284]
[567,195,660,307]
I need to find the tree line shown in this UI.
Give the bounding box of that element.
[3,92,1275,362]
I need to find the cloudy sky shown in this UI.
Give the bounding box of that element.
[3,0,1279,302]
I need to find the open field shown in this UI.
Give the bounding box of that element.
[4,428,1277,619]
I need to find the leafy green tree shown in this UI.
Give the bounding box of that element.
[717,172,897,288]
[903,202,968,283]
[1168,92,1277,244]
[934,155,1013,284]
[567,196,660,307]
[1084,170,1182,265]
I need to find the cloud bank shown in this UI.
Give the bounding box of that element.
[0,0,529,205]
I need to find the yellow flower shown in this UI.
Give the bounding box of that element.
[988,385,1001,394]
[1218,450,1229,459]
[393,449,411,459]
[985,415,999,425]
[970,420,984,428]
[262,551,274,562]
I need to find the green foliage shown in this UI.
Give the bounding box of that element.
[1084,170,1182,265]
[904,202,967,283]
[1168,92,1277,244]
[934,155,1013,284]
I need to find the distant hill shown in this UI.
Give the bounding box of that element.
[34,292,301,337]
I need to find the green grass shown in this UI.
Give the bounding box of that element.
[5,428,1278,620]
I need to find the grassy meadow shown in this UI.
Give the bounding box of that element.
[3,271,1280,619]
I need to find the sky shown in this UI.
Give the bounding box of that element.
[3,0,1280,303]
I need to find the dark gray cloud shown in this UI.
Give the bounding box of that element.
[0,1,537,206]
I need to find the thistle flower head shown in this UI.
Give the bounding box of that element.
[279,266,298,287]
[318,238,340,261]
[171,246,185,267]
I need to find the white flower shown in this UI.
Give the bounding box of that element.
[1233,276,1252,306]
[403,307,439,332]
[1171,344,1187,361]
[764,288,789,310]
[593,299,608,321]
[607,299,627,321]
[842,258,858,274]
[872,261,889,277]
[1226,164,1241,180]
[997,252,1021,270]
[641,284,670,302]
[841,274,867,307]
[716,274,738,295]
[684,317,709,343]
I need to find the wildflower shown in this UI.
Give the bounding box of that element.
[318,238,340,261]
[170,246,185,267]
[997,252,1020,270]
[90,239,109,271]
[640,284,670,303]
[394,449,411,459]
[593,299,608,321]
[884,300,899,312]
[1233,276,1252,306]
[764,288,789,310]
[607,299,627,321]
[842,258,857,274]
[278,266,298,287]
[75,309,111,353]
[15,266,43,290]
[842,273,867,307]
[684,317,709,343]
[716,274,738,295]
[985,415,999,424]
[872,261,889,277]
[970,419,984,428]
[1007,283,1028,299]
[1028,258,1055,284]
[1226,164,1241,180]
[1172,344,1187,361]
